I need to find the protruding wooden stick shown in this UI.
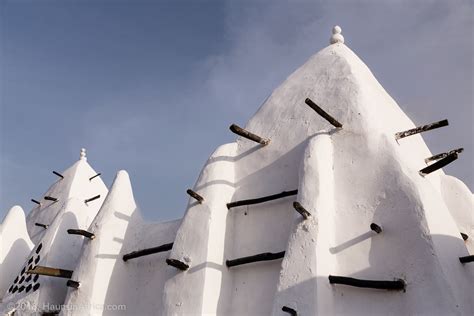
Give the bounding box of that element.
[425,148,463,164]
[304,98,342,128]
[229,124,270,145]
[66,280,80,289]
[31,199,41,205]
[370,223,383,234]
[395,119,448,140]
[282,306,297,316]
[89,173,101,181]
[44,196,58,202]
[293,201,311,219]
[186,189,204,204]
[123,243,174,262]
[67,229,95,239]
[227,190,298,209]
[166,258,189,271]
[52,171,64,179]
[27,266,73,279]
[459,255,474,264]
[35,223,49,229]
[329,275,406,291]
[84,195,100,204]
[419,152,458,176]
[461,233,469,241]
[226,251,285,268]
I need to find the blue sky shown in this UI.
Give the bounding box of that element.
[1,0,472,221]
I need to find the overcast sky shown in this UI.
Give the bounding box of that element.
[1,0,472,222]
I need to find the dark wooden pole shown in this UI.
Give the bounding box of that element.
[419,152,458,176]
[370,223,383,234]
[226,251,285,268]
[461,233,468,241]
[227,190,298,209]
[425,148,463,164]
[229,124,270,145]
[35,223,49,229]
[52,171,64,179]
[186,189,204,204]
[67,229,95,239]
[123,243,174,262]
[459,255,474,264]
[282,306,297,316]
[329,275,406,291]
[27,266,73,279]
[31,199,41,205]
[44,196,58,202]
[89,173,102,181]
[66,280,80,289]
[395,119,448,140]
[166,258,189,271]
[84,195,101,204]
[293,201,311,219]
[304,98,342,128]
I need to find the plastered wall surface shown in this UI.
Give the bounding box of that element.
[0,28,472,316]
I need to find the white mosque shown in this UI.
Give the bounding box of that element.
[0,27,472,316]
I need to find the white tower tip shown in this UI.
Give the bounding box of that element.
[80,148,87,161]
[330,25,344,44]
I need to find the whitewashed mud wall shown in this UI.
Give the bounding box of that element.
[0,27,472,316]
[0,151,108,314]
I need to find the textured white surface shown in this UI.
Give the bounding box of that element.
[63,170,181,315]
[0,29,472,315]
[0,206,34,301]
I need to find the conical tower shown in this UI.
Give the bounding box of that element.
[0,149,108,314]
[1,27,472,316]
[164,26,473,315]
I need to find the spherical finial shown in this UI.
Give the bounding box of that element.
[80,148,87,160]
[330,25,344,44]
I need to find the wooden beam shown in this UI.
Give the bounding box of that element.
[461,233,468,241]
[44,196,58,202]
[229,124,270,145]
[304,98,342,128]
[89,173,102,181]
[66,280,80,289]
[31,199,41,205]
[166,258,189,271]
[293,201,311,219]
[123,243,174,262]
[419,152,458,176]
[186,189,204,204]
[27,266,73,279]
[226,251,285,268]
[227,190,298,209]
[425,148,463,164]
[35,223,49,229]
[370,223,383,234]
[282,306,297,316]
[52,171,64,179]
[459,255,474,264]
[395,119,448,140]
[67,229,95,239]
[329,275,406,291]
[84,195,100,204]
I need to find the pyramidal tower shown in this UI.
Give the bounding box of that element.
[1,27,472,316]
